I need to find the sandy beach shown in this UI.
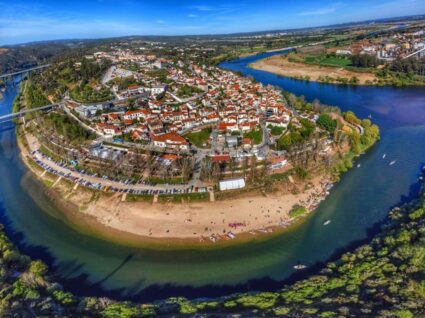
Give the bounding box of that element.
[18,128,333,245]
[250,54,377,85]
[41,168,330,241]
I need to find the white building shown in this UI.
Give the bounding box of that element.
[219,178,246,191]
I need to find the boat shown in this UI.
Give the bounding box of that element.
[357,163,361,168]
[389,160,397,166]
[382,154,386,159]
[227,232,236,239]
[323,220,331,226]
[293,264,307,270]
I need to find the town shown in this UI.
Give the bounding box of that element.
[336,28,425,60]
[24,46,299,194]
[12,37,379,245]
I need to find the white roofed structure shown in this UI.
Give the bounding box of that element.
[219,178,246,191]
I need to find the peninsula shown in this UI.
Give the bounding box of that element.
[13,42,379,246]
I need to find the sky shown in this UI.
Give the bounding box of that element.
[1,0,424,45]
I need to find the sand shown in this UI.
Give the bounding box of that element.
[18,126,332,245]
[250,55,377,85]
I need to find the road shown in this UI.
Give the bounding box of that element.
[26,133,204,194]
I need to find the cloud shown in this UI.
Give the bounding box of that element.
[299,7,336,16]
[189,5,216,11]
[299,2,344,16]
[156,20,166,24]
[187,14,197,18]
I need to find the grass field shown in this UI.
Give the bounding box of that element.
[158,192,209,203]
[244,127,263,145]
[185,128,211,148]
[147,176,184,184]
[304,55,352,67]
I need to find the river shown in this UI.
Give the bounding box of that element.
[0,52,424,302]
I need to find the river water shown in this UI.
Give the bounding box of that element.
[0,53,424,302]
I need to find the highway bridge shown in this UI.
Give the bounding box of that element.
[0,103,59,123]
[0,64,51,80]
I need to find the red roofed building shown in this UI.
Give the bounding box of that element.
[211,154,231,163]
[152,132,189,150]
[96,123,122,136]
[218,122,238,133]
[123,109,150,121]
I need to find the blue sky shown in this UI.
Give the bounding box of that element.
[1,0,424,45]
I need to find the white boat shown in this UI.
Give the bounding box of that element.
[389,160,397,166]
[357,164,361,168]
[293,264,307,270]
[227,232,236,239]
[382,154,386,159]
[323,220,331,226]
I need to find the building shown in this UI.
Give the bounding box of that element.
[226,135,239,148]
[152,132,189,150]
[219,178,246,191]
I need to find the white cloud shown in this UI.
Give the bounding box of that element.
[189,5,216,11]
[187,14,197,18]
[299,2,344,16]
[299,7,336,16]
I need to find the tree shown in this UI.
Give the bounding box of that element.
[179,157,193,183]
[29,260,48,277]
[344,111,361,125]
[316,114,337,133]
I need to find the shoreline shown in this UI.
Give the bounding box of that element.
[17,127,335,249]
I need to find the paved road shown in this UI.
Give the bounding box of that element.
[26,133,207,194]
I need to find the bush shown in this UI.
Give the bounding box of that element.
[289,205,308,218]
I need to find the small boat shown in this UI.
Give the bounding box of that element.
[382,154,386,159]
[293,264,307,270]
[323,220,331,226]
[227,232,236,239]
[389,160,397,166]
[357,163,361,168]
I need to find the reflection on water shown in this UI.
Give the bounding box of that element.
[0,54,424,302]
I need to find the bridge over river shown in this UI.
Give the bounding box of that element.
[0,64,50,81]
[0,103,58,123]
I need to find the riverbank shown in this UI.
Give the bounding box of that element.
[18,117,380,249]
[250,54,377,85]
[17,124,342,248]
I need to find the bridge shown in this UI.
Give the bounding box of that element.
[0,103,59,123]
[402,47,425,60]
[0,64,51,80]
